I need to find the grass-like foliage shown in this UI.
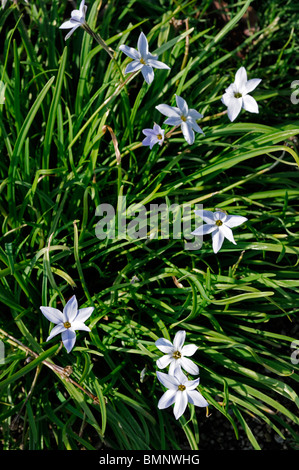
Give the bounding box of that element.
[0,0,299,451]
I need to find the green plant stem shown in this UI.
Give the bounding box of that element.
[0,327,101,404]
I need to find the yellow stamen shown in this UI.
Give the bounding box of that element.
[64,322,71,329]
[178,385,186,391]
[173,350,181,359]
[215,220,223,226]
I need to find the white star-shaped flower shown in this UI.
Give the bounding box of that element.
[221,66,262,122]
[119,32,170,84]
[156,94,204,145]
[191,209,248,253]
[142,123,165,149]
[40,295,94,353]
[157,367,208,420]
[59,0,87,41]
[155,330,199,376]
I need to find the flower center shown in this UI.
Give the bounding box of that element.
[157,133,163,140]
[215,219,223,226]
[181,115,187,122]
[140,57,146,65]
[234,92,242,98]
[178,384,186,391]
[63,321,71,329]
[173,350,181,359]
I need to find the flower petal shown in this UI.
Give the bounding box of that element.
[142,136,155,148]
[137,32,149,57]
[142,128,157,137]
[147,59,170,70]
[220,224,236,244]
[168,360,180,376]
[226,97,242,122]
[188,108,203,120]
[214,211,227,222]
[221,92,231,107]
[65,26,80,40]
[59,20,79,29]
[224,215,248,228]
[173,330,186,351]
[163,116,182,126]
[71,10,82,21]
[195,210,216,224]
[172,365,187,383]
[212,228,224,253]
[181,122,194,145]
[79,0,86,17]
[158,389,177,409]
[155,337,174,353]
[76,307,94,323]
[46,323,65,342]
[234,66,247,91]
[188,118,204,134]
[61,329,76,353]
[156,371,179,390]
[40,306,63,324]
[187,390,209,407]
[156,354,173,370]
[175,95,188,115]
[173,390,188,419]
[191,224,217,236]
[181,344,198,357]
[242,94,259,114]
[146,52,159,60]
[153,123,163,134]
[221,83,235,105]
[141,65,154,84]
[185,377,200,391]
[64,295,78,322]
[124,60,144,74]
[180,357,199,375]
[119,44,140,60]
[71,320,91,332]
[155,104,180,118]
[244,78,261,94]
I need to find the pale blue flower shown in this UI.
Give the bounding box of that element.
[40,295,94,353]
[155,330,199,376]
[191,209,248,253]
[119,32,170,84]
[157,367,208,420]
[221,66,262,122]
[156,94,204,145]
[142,123,165,149]
[59,0,87,40]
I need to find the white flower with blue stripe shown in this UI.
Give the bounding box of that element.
[119,32,170,84]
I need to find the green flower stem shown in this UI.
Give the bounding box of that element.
[82,22,127,86]
[0,327,101,404]
[82,22,115,60]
